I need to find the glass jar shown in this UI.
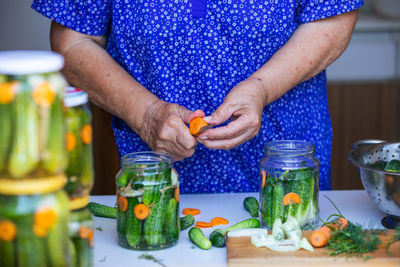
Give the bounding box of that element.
[0,175,71,267]
[115,152,179,250]
[64,87,94,198]
[69,195,93,267]
[0,51,67,179]
[259,140,320,230]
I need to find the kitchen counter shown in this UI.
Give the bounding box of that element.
[91,190,386,267]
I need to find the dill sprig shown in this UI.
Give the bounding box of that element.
[386,227,400,257]
[138,253,166,267]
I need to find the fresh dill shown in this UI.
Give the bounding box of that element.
[138,253,166,267]
[385,226,400,257]
[96,226,103,232]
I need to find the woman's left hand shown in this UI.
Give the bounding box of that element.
[198,78,268,150]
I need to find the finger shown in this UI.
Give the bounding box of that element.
[198,114,249,141]
[186,109,206,124]
[203,102,236,126]
[200,132,253,150]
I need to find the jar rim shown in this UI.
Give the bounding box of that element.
[264,140,315,156]
[70,195,90,211]
[121,151,173,170]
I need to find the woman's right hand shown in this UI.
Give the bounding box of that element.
[139,100,205,161]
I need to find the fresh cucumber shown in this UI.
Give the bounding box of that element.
[80,111,94,187]
[87,202,116,219]
[47,210,70,266]
[117,202,127,246]
[243,196,259,218]
[165,198,179,242]
[74,237,93,267]
[0,240,15,267]
[126,197,141,247]
[142,190,153,206]
[180,214,195,231]
[188,227,211,250]
[272,181,285,224]
[209,229,226,248]
[0,103,11,173]
[224,218,260,234]
[69,238,77,267]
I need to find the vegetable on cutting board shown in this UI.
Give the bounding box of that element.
[310,217,348,248]
[225,218,260,235]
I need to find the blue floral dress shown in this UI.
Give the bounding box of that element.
[33,0,363,193]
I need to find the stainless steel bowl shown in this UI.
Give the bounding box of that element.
[348,140,400,229]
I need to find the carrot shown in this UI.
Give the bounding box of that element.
[33,224,48,238]
[182,208,200,216]
[175,187,180,202]
[211,217,229,225]
[32,81,56,107]
[34,207,57,230]
[79,226,94,246]
[0,220,17,241]
[310,218,348,248]
[282,192,302,206]
[195,221,214,228]
[261,170,266,188]
[134,203,150,220]
[117,195,128,212]
[81,124,92,144]
[0,81,18,104]
[66,132,76,151]
[189,117,208,136]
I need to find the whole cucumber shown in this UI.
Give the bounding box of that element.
[117,203,127,247]
[0,240,15,267]
[74,237,93,267]
[0,103,12,173]
[125,197,141,248]
[164,198,179,242]
[188,228,211,250]
[209,229,226,248]
[243,196,259,218]
[180,214,195,231]
[272,181,285,225]
[87,202,116,219]
[224,218,260,234]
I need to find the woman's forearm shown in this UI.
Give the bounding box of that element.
[250,10,358,105]
[50,22,160,135]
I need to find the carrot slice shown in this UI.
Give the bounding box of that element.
[34,207,57,229]
[0,220,17,241]
[211,217,229,225]
[66,132,76,151]
[32,81,55,107]
[182,208,200,216]
[189,117,208,136]
[283,192,301,206]
[81,124,92,144]
[134,203,150,220]
[117,196,128,212]
[195,221,214,228]
[310,218,348,248]
[175,187,180,202]
[0,81,18,104]
[79,226,94,246]
[261,170,266,188]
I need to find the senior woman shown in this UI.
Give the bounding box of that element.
[33,0,362,193]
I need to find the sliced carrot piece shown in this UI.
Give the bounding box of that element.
[0,81,18,104]
[66,132,76,151]
[189,117,208,136]
[261,170,266,188]
[0,220,17,241]
[211,217,229,225]
[34,207,57,229]
[81,124,92,144]
[117,196,128,212]
[134,203,150,220]
[79,226,92,239]
[283,192,302,206]
[182,208,200,216]
[174,187,180,202]
[32,81,55,107]
[195,221,214,228]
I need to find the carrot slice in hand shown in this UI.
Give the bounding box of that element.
[195,221,214,228]
[182,208,200,216]
[117,195,128,212]
[189,117,209,136]
[134,203,150,220]
[211,217,229,225]
[310,218,348,248]
[283,192,301,206]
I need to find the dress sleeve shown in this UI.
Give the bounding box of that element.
[295,0,364,24]
[31,0,112,36]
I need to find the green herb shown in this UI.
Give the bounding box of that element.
[96,226,103,232]
[138,253,166,267]
[386,227,400,257]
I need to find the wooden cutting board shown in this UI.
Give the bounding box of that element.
[227,230,400,267]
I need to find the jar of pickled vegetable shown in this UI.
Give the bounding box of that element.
[0,175,71,267]
[259,140,319,230]
[115,152,179,250]
[0,51,67,179]
[69,195,93,267]
[64,87,94,198]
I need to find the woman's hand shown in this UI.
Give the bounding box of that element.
[139,101,205,161]
[198,78,268,150]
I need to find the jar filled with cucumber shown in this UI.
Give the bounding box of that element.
[115,152,180,250]
[0,175,71,267]
[69,195,93,267]
[64,87,94,198]
[259,140,319,230]
[0,51,67,179]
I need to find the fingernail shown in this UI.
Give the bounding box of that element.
[203,116,212,123]
[199,135,208,140]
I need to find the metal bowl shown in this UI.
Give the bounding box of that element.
[348,140,400,229]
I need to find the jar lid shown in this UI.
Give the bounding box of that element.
[70,195,90,211]
[0,174,66,195]
[64,87,89,107]
[0,50,64,75]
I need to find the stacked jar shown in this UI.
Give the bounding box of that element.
[0,51,72,266]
